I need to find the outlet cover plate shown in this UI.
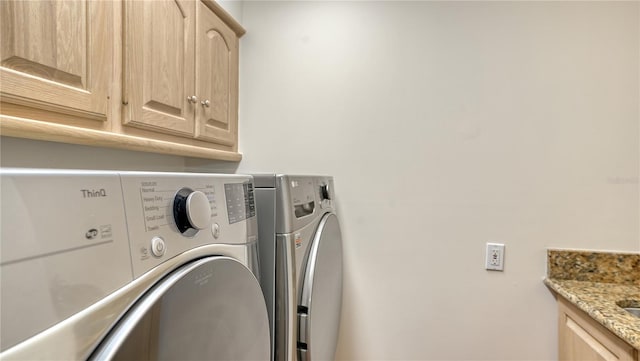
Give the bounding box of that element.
[485,243,505,271]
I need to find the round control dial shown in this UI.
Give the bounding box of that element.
[320,183,331,201]
[173,188,212,236]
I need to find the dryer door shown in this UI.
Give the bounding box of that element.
[298,213,343,361]
[90,256,270,361]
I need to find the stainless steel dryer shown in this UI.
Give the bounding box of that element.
[0,169,270,360]
[254,175,343,361]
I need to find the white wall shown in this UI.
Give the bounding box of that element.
[217,0,243,24]
[235,1,640,360]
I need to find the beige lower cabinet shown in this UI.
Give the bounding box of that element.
[0,0,244,161]
[558,297,638,361]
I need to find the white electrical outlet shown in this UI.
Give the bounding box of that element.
[485,243,505,271]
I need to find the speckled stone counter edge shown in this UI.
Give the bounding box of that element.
[545,249,640,350]
[547,249,640,285]
[544,278,640,350]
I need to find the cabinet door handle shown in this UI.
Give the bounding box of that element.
[201,99,210,108]
[187,95,198,104]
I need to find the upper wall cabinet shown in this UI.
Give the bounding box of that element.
[0,0,245,161]
[194,0,238,146]
[123,0,240,149]
[0,0,112,123]
[123,0,196,137]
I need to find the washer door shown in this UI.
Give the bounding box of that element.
[299,213,343,361]
[90,256,270,361]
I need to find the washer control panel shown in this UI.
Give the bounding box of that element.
[273,175,336,234]
[120,172,258,278]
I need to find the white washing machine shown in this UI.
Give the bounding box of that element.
[0,169,270,360]
[253,175,343,361]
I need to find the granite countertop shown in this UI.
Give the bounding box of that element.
[545,249,640,350]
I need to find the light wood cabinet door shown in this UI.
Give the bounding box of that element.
[1,0,244,161]
[123,0,196,137]
[0,0,111,120]
[558,298,637,361]
[194,0,238,146]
